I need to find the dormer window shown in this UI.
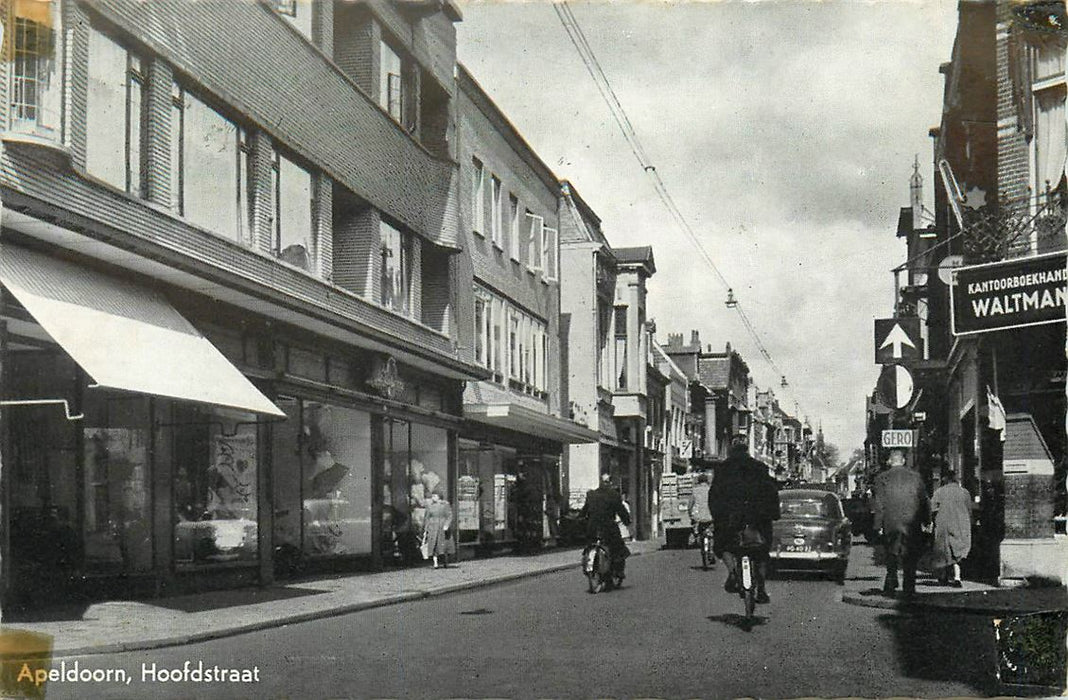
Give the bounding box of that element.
[379,39,416,132]
[7,0,63,141]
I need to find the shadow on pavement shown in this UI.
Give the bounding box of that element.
[876,610,998,695]
[706,613,769,632]
[149,586,331,613]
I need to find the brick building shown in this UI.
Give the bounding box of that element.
[453,65,596,554]
[0,0,487,609]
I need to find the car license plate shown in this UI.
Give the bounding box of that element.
[785,544,810,552]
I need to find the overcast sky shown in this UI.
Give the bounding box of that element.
[456,0,959,454]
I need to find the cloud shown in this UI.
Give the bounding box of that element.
[457,0,959,451]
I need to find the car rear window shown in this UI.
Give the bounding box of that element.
[780,494,841,518]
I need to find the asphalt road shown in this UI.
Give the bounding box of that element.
[37,548,1001,699]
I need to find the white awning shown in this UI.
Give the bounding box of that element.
[1,245,284,417]
[464,402,599,444]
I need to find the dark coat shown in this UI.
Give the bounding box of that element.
[708,455,780,555]
[872,465,929,536]
[581,484,631,539]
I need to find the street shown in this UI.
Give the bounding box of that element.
[37,546,999,699]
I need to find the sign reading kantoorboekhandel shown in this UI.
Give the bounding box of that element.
[950,251,1067,336]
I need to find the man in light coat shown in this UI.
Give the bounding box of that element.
[930,470,972,587]
[872,449,930,597]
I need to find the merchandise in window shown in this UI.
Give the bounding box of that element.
[272,398,373,566]
[382,419,449,562]
[172,406,259,567]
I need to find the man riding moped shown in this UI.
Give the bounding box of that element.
[708,437,780,604]
[580,473,632,579]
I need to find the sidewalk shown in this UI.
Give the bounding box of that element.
[0,540,661,658]
[840,542,1068,615]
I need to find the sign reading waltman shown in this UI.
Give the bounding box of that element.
[950,252,1068,335]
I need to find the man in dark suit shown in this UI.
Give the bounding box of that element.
[580,473,632,578]
[708,437,780,603]
[872,448,930,597]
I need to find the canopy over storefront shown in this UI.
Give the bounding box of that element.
[0,244,284,416]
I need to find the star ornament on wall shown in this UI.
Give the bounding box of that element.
[963,186,988,210]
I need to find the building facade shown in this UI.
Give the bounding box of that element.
[454,66,596,554]
[0,0,486,609]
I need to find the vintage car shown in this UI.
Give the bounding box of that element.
[769,489,851,583]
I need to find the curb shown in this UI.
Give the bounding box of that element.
[840,590,1068,615]
[45,548,659,658]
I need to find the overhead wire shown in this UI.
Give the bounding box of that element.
[553,1,805,416]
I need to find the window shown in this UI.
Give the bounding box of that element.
[8,0,63,139]
[615,306,628,390]
[472,158,485,237]
[474,291,488,367]
[509,194,521,261]
[175,88,252,244]
[273,151,314,271]
[86,29,147,197]
[492,297,503,379]
[526,212,544,272]
[273,0,312,40]
[509,312,519,380]
[380,220,412,316]
[1032,43,1066,199]
[542,227,559,281]
[380,40,403,121]
[490,176,503,248]
[541,332,549,393]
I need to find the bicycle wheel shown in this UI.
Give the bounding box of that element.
[744,584,756,619]
[701,537,711,570]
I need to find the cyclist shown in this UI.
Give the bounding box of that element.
[687,472,714,563]
[708,437,780,604]
[580,473,632,580]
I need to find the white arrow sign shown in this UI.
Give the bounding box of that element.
[879,323,917,359]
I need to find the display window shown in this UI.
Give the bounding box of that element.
[382,419,449,562]
[272,397,373,567]
[171,405,259,567]
[457,441,517,546]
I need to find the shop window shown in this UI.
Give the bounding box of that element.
[7,0,63,140]
[381,419,449,562]
[86,29,146,197]
[458,441,518,546]
[272,398,373,565]
[380,219,412,316]
[173,87,252,244]
[273,150,315,271]
[172,406,259,567]
[83,394,152,573]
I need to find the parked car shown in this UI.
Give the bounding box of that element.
[841,496,874,543]
[768,489,851,583]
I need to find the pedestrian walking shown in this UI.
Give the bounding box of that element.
[423,492,454,570]
[930,470,972,587]
[872,449,930,597]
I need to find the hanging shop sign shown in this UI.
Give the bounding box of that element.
[950,252,1067,335]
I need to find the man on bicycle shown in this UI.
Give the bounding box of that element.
[708,437,780,604]
[580,473,632,579]
[688,472,714,562]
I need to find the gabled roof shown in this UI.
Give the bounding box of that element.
[560,180,611,248]
[613,246,656,275]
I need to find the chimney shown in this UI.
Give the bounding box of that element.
[725,341,732,354]
[690,329,700,348]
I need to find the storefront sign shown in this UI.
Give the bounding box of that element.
[950,252,1067,335]
[881,430,914,448]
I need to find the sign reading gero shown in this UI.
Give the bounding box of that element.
[881,430,914,448]
[950,252,1067,335]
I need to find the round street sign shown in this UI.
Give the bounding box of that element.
[877,364,915,410]
[938,254,963,286]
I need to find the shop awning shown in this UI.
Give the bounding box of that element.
[0,245,284,416]
[465,402,599,444]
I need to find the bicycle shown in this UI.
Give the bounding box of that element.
[698,524,715,570]
[582,537,624,593]
[732,525,766,622]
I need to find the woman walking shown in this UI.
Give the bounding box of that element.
[931,470,972,587]
[423,492,454,569]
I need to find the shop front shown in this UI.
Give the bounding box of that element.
[460,403,597,554]
[0,243,471,609]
